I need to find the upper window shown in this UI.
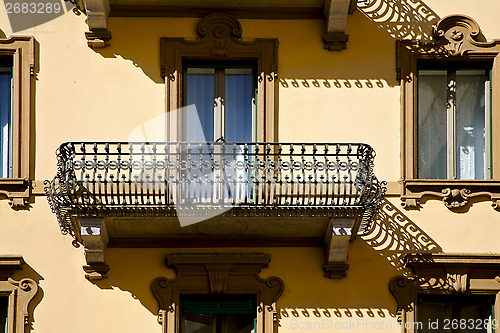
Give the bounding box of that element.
[183,62,256,143]
[397,15,500,210]
[161,13,278,143]
[0,36,34,207]
[417,64,491,180]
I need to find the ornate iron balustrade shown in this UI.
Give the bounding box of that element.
[45,142,386,237]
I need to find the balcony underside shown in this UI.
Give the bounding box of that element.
[93,213,356,247]
[68,205,362,246]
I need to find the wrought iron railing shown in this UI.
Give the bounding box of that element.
[45,142,386,236]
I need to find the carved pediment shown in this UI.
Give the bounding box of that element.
[151,253,284,311]
[432,14,500,56]
[160,13,278,78]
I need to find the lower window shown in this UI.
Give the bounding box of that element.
[180,295,256,333]
[418,294,495,333]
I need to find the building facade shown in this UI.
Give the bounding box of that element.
[1,0,500,332]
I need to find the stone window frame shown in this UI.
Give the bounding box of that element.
[151,253,284,333]
[397,14,500,210]
[160,12,278,143]
[0,256,38,333]
[390,253,500,333]
[0,36,35,208]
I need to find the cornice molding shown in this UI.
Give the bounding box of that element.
[0,256,24,280]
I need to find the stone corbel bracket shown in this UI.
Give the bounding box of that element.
[323,217,357,279]
[402,187,500,211]
[77,0,111,48]
[79,217,109,280]
[322,0,357,51]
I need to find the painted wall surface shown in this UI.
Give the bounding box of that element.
[0,0,499,332]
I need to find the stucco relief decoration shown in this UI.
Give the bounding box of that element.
[432,15,489,56]
[197,13,242,56]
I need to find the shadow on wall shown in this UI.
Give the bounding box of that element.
[362,198,442,271]
[82,199,442,319]
[278,307,397,331]
[358,0,440,41]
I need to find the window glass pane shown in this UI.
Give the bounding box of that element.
[224,68,254,143]
[181,295,256,333]
[223,314,255,333]
[186,68,215,142]
[0,296,7,333]
[0,62,12,178]
[418,300,446,333]
[456,69,488,180]
[418,70,447,179]
[184,313,214,333]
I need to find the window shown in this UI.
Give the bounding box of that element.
[180,295,256,333]
[161,13,278,143]
[0,36,34,207]
[390,254,500,333]
[0,56,12,178]
[397,15,500,209]
[418,295,495,333]
[183,63,256,143]
[417,65,491,180]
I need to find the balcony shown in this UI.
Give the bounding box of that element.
[45,142,385,279]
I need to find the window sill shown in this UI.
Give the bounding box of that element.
[401,179,500,210]
[0,178,31,208]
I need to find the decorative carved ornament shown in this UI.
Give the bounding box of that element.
[433,15,500,56]
[161,13,278,79]
[161,13,278,142]
[152,253,284,333]
[401,184,500,211]
[397,15,500,81]
[397,15,500,211]
[390,254,500,329]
